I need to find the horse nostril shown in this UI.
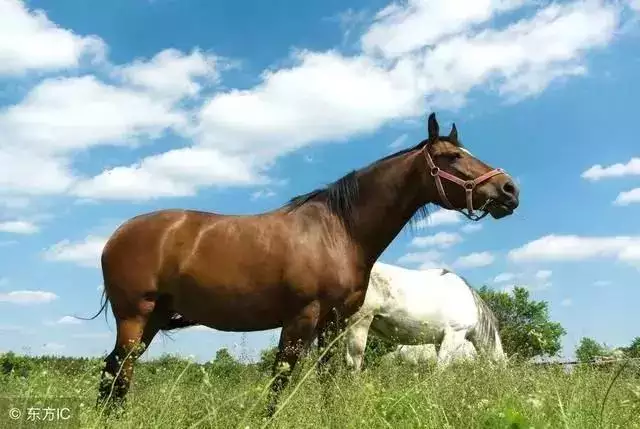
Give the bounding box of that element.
[502,181,516,197]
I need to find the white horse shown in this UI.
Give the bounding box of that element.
[345,262,505,371]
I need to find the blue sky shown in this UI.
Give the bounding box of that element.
[1,0,639,362]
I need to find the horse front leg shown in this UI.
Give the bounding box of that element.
[344,311,374,372]
[266,301,320,418]
[316,307,347,379]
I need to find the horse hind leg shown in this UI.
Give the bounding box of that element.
[266,301,321,417]
[436,328,468,368]
[97,293,162,411]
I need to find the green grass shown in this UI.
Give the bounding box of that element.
[1,352,639,428]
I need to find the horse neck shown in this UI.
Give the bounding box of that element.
[349,151,436,264]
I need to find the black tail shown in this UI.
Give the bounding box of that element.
[73,288,110,324]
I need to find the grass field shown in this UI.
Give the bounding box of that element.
[1,351,639,428]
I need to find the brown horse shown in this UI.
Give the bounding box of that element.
[90,112,519,415]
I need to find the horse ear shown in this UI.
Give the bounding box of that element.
[449,123,458,141]
[427,113,439,141]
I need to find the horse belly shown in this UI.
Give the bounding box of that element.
[171,278,288,332]
[371,315,444,345]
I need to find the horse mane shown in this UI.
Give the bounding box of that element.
[283,137,455,231]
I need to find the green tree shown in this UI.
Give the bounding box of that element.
[257,346,278,374]
[213,348,236,365]
[207,348,242,375]
[621,336,640,358]
[476,285,566,360]
[575,337,608,363]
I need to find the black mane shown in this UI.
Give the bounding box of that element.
[284,137,454,231]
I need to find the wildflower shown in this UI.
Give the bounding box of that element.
[525,395,542,409]
[275,362,290,372]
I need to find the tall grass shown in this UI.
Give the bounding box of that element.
[1,351,639,428]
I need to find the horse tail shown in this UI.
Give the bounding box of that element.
[73,287,110,324]
[468,286,505,362]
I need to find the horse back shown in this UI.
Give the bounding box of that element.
[373,265,478,325]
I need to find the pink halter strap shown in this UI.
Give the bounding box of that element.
[422,146,507,221]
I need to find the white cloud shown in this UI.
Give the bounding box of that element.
[250,189,276,200]
[43,235,107,268]
[417,209,461,228]
[397,250,446,269]
[1,75,187,154]
[361,0,526,59]
[195,51,422,160]
[0,220,39,234]
[0,290,58,304]
[494,272,516,283]
[55,316,82,325]
[535,269,552,280]
[593,280,612,287]
[461,223,483,233]
[113,48,221,102]
[411,231,462,248]
[619,244,640,264]
[582,157,640,181]
[0,73,192,197]
[0,148,75,195]
[389,133,408,148]
[560,298,573,307]
[0,0,631,201]
[453,251,495,268]
[410,0,619,101]
[0,0,105,75]
[94,0,624,200]
[0,46,223,199]
[614,187,640,206]
[72,147,263,200]
[509,234,640,267]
